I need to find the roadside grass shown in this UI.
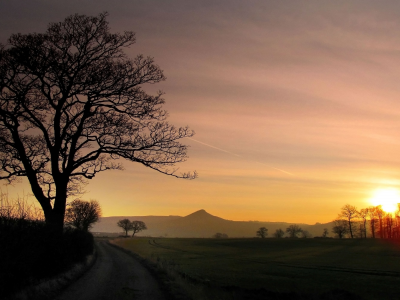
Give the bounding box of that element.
[114,237,400,300]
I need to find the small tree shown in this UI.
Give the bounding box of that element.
[367,206,378,238]
[117,218,133,237]
[338,204,358,238]
[375,205,385,238]
[286,224,303,238]
[273,228,285,238]
[359,208,368,238]
[332,219,349,239]
[131,220,147,236]
[256,227,268,238]
[322,228,329,238]
[301,230,312,238]
[213,232,228,239]
[64,199,101,231]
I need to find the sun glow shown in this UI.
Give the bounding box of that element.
[370,188,400,213]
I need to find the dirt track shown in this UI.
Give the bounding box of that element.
[55,241,166,300]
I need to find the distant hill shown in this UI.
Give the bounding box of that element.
[91,209,334,238]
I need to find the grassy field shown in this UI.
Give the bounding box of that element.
[113,238,400,299]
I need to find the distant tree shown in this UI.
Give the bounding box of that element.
[385,213,394,239]
[256,227,268,238]
[273,228,285,238]
[301,230,312,238]
[332,219,349,239]
[64,199,101,231]
[338,204,358,238]
[117,218,133,237]
[375,205,385,238]
[131,220,147,237]
[322,228,329,238]
[286,224,303,238]
[213,232,228,239]
[367,206,378,238]
[358,208,368,238]
[394,204,400,239]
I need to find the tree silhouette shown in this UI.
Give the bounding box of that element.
[338,204,358,238]
[332,219,349,239]
[273,228,284,238]
[256,227,268,238]
[131,220,147,236]
[367,206,378,238]
[359,208,368,238]
[322,228,329,238]
[286,224,303,238]
[0,13,195,233]
[213,232,228,239]
[117,218,133,237]
[64,199,101,231]
[301,230,312,238]
[375,205,385,238]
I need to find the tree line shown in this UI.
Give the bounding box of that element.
[256,225,312,238]
[332,204,400,239]
[254,203,400,239]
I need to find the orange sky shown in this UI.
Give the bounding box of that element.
[2,1,400,223]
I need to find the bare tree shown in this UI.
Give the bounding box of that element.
[338,204,358,238]
[332,219,349,239]
[273,228,284,238]
[256,226,268,238]
[367,206,377,238]
[394,204,400,239]
[0,13,196,234]
[301,230,312,238]
[375,205,385,238]
[322,228,329,238]
[131,220,147,236]
[359,208,368,238]
[385,213,394,239]
[213,232,228,239]
[117,218,133,237]
[64,199,101,231]
[286,224,303,238]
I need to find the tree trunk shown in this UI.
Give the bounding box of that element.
[363,220,367,238]
[379,218,384,238]
[348,219,353,238]
[44,185,68,236]
[371,220,375,238]
[45,210,65,235]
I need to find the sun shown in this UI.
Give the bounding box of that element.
[369,188,400,213]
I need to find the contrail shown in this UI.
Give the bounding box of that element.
[187,138,241,157]
[186,137,294,176]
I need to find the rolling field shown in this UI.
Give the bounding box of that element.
[113,238,400,299]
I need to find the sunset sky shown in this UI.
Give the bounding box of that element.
[2,1,400,223]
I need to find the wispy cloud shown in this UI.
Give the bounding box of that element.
[187,137,294,176]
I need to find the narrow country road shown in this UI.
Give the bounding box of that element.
[55,241,166,300]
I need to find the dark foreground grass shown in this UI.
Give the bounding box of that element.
[114,237,400,300]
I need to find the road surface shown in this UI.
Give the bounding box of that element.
[55,241,166,300]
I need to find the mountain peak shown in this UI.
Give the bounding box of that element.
[183,209,226,222]
[185,209,209,217]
